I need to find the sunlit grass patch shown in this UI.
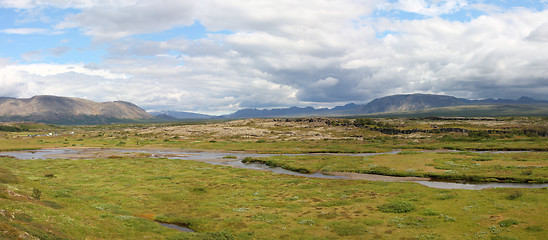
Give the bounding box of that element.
[0,117,546,239]
[1,155,547,239]
[378,200,416,213]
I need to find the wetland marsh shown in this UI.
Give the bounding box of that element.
[0,117,546,239]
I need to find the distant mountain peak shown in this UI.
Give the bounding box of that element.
[517,96,536,102]
[220,93,546,118]
[355,93,466,114]
[150,110,212,119]
[0,95,153,124]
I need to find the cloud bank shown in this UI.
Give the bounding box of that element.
[1,0,547,114]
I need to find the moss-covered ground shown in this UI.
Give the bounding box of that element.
[1,157,546,239]
[0,117,546,239]
[244,151,548,183]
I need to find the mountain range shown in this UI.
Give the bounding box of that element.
[1,94,547,124]
[221,94,548,118]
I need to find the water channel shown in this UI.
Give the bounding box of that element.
[157,222,194,233]
[1,148,547,190]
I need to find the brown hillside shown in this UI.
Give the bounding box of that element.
[0,95,153,120]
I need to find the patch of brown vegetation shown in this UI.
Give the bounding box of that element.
[136,119,362,141]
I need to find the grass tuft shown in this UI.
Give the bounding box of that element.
[498,219,519,227]
[506,191,523,200]
[378,200,415,213]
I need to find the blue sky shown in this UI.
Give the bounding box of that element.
[0,0,547,114]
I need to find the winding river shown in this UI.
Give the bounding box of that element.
[1,148,547,190]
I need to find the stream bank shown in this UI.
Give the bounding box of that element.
[1,148,547,190]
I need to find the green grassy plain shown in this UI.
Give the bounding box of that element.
[1,117,547,153]
[1,157,547,239]
[0,117,547,239]
[244,151,548,183]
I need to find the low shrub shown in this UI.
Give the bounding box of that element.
[468,130,491,139]
[378,200,415,213]
[422,208,440,216]
[398,151,421,155]
[146,176,174,181]
[0,125,24,132]
[491,236,518,240]
[472,157,493,161]
[506,191,523,200]
[525,225,543,232]
[498,219,519,227]
[369,166,393,175]
[32,188,41,200]
[191,187,207,193]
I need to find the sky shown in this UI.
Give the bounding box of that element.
[0,0,547,115]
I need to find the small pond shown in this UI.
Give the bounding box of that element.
[414,181,547,190]
[157,222,194,233]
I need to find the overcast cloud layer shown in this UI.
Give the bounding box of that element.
[1,0,547,114]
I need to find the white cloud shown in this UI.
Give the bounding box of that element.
[0,0,35,8]
[0,62,137,104]
[55,3,548,109]
[1,62,132,100]
[7,63,128,79]
[56,0,196,41]
[528,22,548,42]
[1,1,547,114]
[50,46,70,56]
[380,0,468,17]
[20,46,71,62]
[0,58,28,97]
[1,28,49,34]
[21,50,44,62]
[313,77,339,88]
[199,0,377,32]
[0,0,130,9]
[340,8,548,101]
